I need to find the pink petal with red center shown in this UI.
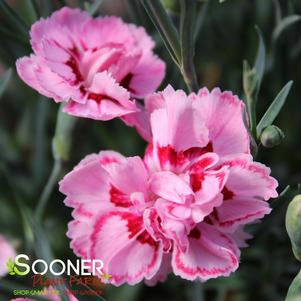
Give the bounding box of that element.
[105,156,149,199]
[40,38,77,83]
[191,194,223,224]
[16,55,57,99]
[150,171,193,204]
[60,151,148,210]
[35,63,84,103]
[64,71,138,120]
[195,88,250,157]
[109,49,142,83]
[80,47,123,86]
[210,157,278,231]
[143,208,172,252]
[188,152,219,172]
[172,223,239,281]
[192,167,229,202]
[90,211,162,286]
[213,199,272,232]
[155,199,190,252]
[220,157,278,200]
[18,8,165,118]
[67,201,109,259]
[151,86,209,152]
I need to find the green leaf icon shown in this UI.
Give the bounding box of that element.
[6,257,15,275]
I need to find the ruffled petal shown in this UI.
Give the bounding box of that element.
[129,52,166,98]
[81,16,134,50]
[209,157,277,231]
[121,104,152,142]
[151,86,209,152]
[195,88,250,157]
[30,7,90,53]
[90,211,162,286]
[172,223,239,281]
[150,171,193,204]
[104,156,149,199]
[59,155,110,208]
[16,56,56,99]
[219,157,278,200]
[63,71,138,120]
[145,253,172,286]
[212,198,272,232]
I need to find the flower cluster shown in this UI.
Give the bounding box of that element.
[16,7,278,286]
[59,86,278,285]
[16,7,165,122]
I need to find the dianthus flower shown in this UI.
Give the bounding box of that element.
[60,86,278,285]
[16,7,165,121]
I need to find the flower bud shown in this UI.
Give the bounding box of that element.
[286,195,301,262]
[260,125,285,148]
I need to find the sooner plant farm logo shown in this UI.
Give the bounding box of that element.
[6,254,112,280]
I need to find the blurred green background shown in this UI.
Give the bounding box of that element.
[0,0,301,300]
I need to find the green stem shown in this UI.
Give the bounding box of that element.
[180,0,199,92]
[35,159,61,221]
[246,93,257,138]
[140,0,181,65]
[35,105,75,221]
[193,280,204,301]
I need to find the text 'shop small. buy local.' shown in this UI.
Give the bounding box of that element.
[5,254,112,280]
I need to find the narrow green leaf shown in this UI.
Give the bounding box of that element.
[125,0,148,27]
[254,26,266,96]
[194,0,211,42]
[140,0,181,65]
[23,0,40,23]
[273,0,282,24]
[0,0,28,37]
[84,0,104,16]
[180,0,198,91]
[273,15,301,42]
[286,269,301,301]
[243,60,257,138]
[0,68,12,99]
[257,81,293,137]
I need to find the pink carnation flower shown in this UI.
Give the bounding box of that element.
[59,87,278,286]
[0,235,16,277]
[16,7,165,121]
